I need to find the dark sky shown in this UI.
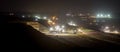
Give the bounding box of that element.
[0,0,120,14]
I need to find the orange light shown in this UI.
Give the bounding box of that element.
[52,16,56,20]
[48,20,53,25]
[52,22,55,25]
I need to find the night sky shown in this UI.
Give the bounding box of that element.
[0,0,120,14]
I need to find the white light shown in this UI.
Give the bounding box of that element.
[66,13,71,16]
[72,24,77,26]
[55,25,60,29]
[105,26,109,29]
[97,14,100,17]
[37,17,41,19]
[43,17,47,19]
[107,14,112,18]
[103,26,111,33]
[35,16,38,17]
[113,30,119,34]
[107,14,110,17]
[68,21,77,26]
[78,29,82,32]
[55,25,60,31]
[96,14,112,18]
[49,27,54,31]
[100,14,103,17]
[35,19,38,21]
[35,16,41,19]
[61,25,65,28]
[104,29,111,33]
[62,29,65,32]
[68,21,73,25]
[22,15,25,18]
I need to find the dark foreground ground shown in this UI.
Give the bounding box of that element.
[1,15,120,52]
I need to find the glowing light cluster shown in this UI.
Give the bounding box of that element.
[96,14,111,18]
[35,16,41,19]
[49,25,66,33]
[49,27,54,31]
[68,21,77,26]
[43,16,47,19]
[103,26,119,34]
[113,30,119,34]
[35,15,48,19]
[103,26,111,33]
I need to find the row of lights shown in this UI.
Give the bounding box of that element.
[96,14,111,18]
[35,16,47,19]
[22,15,47,20]
[49,25,65,33]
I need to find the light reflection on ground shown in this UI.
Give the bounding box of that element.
[44,32,84,36]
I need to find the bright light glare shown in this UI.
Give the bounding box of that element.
[96,14,111,18]
[77,29,86,34]
[105,26,109,29]
[97,14,100,17]
[68,21,77,26]
[49,33,74,36]
[103,26,119,34]
[107,14,110,17]
[52,22,55,25]
[103,26,111,33]
[43,17,47,19]
[55,25,62,31]
[72,24,77,26]
[22,15,25,18]
[62,29,65,32]
[100,14,103,17]
[104,29,111,33]
[55,25,60,29]
[49,25,66,33]
[68,21,73,25]
[49,27,54,31]
[48,19,52,23]
[78,29,82,32]
[62,25,65,28]
[35,16,41,19]
[113,30,119,34]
